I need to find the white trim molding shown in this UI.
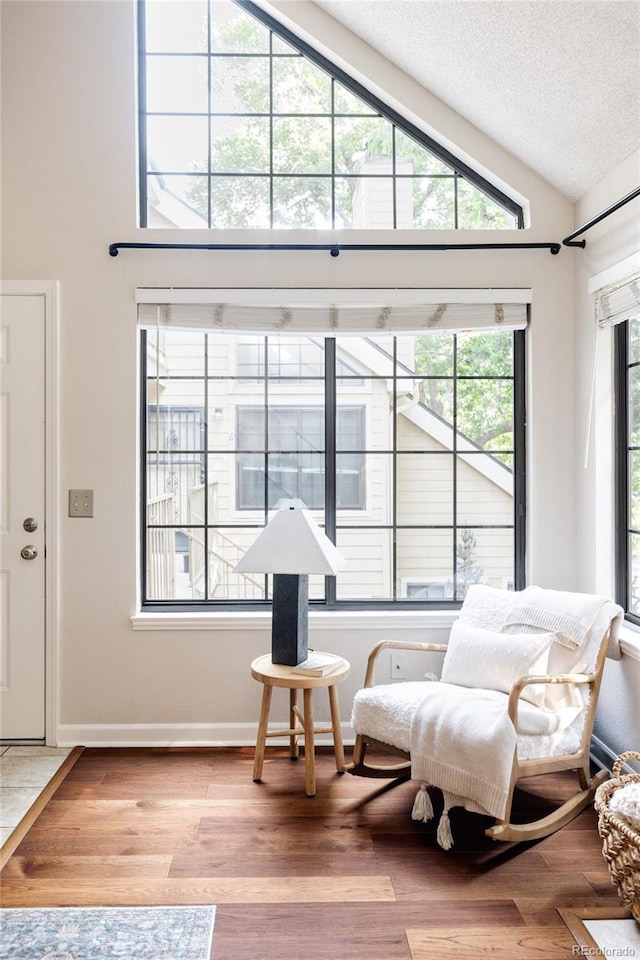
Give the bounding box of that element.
[56,721,355,749]
[131,609,459,632]
[618,624,640,662]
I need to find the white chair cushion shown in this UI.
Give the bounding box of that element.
[352,680,584,760]
[352,681,433,752]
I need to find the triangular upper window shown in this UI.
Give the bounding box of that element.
[140,0,523,229]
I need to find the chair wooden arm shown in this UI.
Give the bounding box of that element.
[507,671,596,727]
[362,639,448,688]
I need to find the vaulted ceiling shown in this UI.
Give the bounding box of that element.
[312,0,640,200]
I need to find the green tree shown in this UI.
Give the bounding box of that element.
[414,330,514,463]
[181,7,514,229]
[456,528,485,598]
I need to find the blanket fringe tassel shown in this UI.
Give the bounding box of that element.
[436,808,454,850]
[411,784,455,849]
[411,783,433,822]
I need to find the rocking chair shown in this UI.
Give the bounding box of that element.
[346,585,624,846]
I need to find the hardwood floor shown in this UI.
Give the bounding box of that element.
[0,746,621,959]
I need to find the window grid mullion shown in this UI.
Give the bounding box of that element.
[513,328,527,591]
[140,330,149,598]
[330,78,336,229]
[392,125,397,230]
[615,322,631,614]
[268,29,274,227]
[262,336,269,524]
[262,336,270,597]
[453,173,459,230]
[392,338,398,599]
[138,1,148,227]
[142,326,524,610]
[325,338,337,604]
[203,333,210,600]
[452,334,459,598]
[207,2,213,227]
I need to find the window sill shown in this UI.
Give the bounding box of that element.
[618,623,640,662]
[129,613,640,658]
[130,608,459,632]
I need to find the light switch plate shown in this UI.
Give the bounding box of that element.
[69,489,94,517]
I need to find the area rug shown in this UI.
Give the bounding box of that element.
[0,905,216,960]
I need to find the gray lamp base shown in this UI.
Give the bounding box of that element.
[271,573,308,666]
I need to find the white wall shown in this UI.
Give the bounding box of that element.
[1,0,579,746]
[573,148,640,763]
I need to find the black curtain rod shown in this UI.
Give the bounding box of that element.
[109,240,561,257]
[562,186,640,248]
[110,185,639,257]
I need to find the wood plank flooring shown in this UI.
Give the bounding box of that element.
[0,746,621,959]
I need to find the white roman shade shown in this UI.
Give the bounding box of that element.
[595,274,640,329]
[137,288,530,335]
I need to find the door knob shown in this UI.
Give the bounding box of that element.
[23,517,38,532]
[20,545,38,560]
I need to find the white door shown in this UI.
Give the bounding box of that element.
[0,292,46,740]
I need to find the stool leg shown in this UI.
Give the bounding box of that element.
[253,683,273,783]
[289,688,299,760]
[302,686,316,797]
[328,683,346,773]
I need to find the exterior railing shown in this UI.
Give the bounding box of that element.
[188,483,264,599]
[146,485,264,601]
[146,493,175,599]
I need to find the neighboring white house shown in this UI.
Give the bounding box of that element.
[145,328,514,602]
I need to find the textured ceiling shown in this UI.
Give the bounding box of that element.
[313,0,640,199]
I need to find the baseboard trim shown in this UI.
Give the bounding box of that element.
[56,722,355,749]
[53,729,630,780]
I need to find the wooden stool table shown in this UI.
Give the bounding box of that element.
[250,653,350,797]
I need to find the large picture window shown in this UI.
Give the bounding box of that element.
[142,325,526,608]
[616,316,640,624]
[604,272,640,623]
[138,0,522,230]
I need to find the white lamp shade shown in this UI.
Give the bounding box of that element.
[234,507,345,576]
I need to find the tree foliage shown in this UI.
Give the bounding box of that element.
[456,528,485,598]
[413,331,514,463]
[181,8,516,230]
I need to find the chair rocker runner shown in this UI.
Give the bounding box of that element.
[346,585,624,847]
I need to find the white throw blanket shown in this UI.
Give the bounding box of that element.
[409,585,624,848]
[408,682,574,847]
[410,683,517,847]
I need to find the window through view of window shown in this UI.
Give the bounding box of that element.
[142,325,524,607]
[617,313,640,624]
[137,0,527,610]
[139,0,522,230]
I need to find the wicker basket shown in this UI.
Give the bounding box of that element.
[595,751,640,923]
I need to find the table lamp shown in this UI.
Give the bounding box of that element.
[234,499,345,665]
